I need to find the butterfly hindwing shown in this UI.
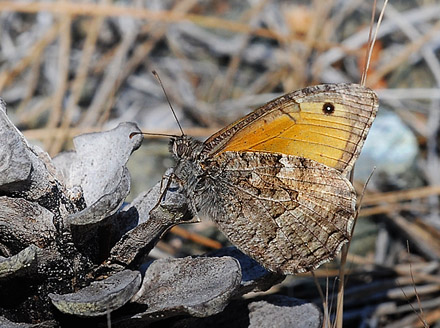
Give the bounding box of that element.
[199,151,356,274]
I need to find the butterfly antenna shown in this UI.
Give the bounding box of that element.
[152,70,185,136]
[129,131,179,139]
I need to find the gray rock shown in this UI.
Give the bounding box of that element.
[66,122,143,206]
[0,197,55,253]
[0,316,57,327]
[248,295,322,328]
[208,246,285,294]
[0,100,32,186]
[0,245,39,279]
[129,256,241,322]
[49,269,141,317]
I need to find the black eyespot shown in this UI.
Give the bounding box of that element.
[322,102,335,114]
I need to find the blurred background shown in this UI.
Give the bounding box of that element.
[1,0,440,327]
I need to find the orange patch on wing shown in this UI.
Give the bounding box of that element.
[217,101,353,170]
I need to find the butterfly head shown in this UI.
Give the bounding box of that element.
[169,135,204,161]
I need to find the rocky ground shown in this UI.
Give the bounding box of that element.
[1,1,440,327]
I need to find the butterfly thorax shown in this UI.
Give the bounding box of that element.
[170,135,220,216]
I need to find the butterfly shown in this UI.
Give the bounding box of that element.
[168,83,378,275]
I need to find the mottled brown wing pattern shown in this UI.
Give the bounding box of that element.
[204,151,356,274]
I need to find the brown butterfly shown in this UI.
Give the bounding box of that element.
[167,83,377,274]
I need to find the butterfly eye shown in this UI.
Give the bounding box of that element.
[322,102,335,114]
[177,144,188,157]
[171,140,184,157]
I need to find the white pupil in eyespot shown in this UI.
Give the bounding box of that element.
[323,102,334,114]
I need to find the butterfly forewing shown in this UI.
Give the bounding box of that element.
[203,83,378,175]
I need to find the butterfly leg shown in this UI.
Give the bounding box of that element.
[150,170,200,224]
